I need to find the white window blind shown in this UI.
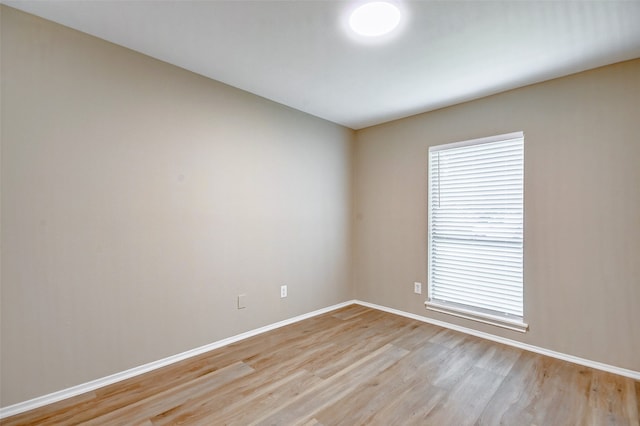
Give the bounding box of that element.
[427,131,526,332]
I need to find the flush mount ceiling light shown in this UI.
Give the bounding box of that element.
[349,2,401,37]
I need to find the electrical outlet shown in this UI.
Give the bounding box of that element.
[280,285,287,298]
[237,294,246,309]
[414,282,422,294]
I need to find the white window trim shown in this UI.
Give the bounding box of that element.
[426,131,528,332]
[425,301,529,333]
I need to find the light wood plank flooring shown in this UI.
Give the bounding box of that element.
[3,305,639,425]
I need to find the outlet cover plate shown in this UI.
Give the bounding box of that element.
[414,282,422,294]
[237,294,246,309]
[280,285,287,298]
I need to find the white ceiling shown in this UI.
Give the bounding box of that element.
[5,0,640,129]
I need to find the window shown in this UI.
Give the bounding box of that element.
[427,131,527,332]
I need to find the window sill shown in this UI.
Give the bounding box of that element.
[425,301,529,333]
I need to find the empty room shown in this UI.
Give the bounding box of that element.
[1,1,639,424]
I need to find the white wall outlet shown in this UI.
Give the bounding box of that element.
[280,285,287,298]
[237,294,246,309]
[414,282,422,294]
[238,294,247,309]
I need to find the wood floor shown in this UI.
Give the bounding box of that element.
[3,305,639,425]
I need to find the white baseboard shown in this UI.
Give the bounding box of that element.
[3,298,638,419]
[354,300,640,381]
[0,300,356,419]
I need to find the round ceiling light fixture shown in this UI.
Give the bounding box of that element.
[349,1,402,37]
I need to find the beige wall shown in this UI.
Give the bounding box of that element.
[354,59,640,372]
[0,6,354,406]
